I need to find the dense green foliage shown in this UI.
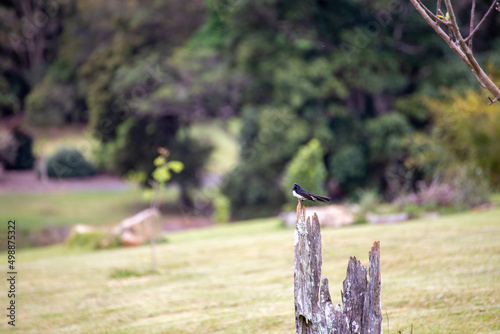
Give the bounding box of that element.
[213,0,500,218]
[283,138,327,199]
[45,148,96,178]
[401,86,500,209]
[25,59,84,126]
[25,78,77,126]
[0,76,20,117]
[0,128,35,170]
[422,89,500,186]
[1,0,499,217]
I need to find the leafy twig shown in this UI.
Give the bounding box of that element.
[146,147,184,273]
[416,0,451,25]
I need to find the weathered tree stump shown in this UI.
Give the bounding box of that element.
[294,201,382,334]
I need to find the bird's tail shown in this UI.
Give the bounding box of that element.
[315,195,331,203]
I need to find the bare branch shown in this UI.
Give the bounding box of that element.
[409,0,500,104]
[472,69,487,88]
[469,0,476,48]
[465,0,498,43]
[445,0,500,104]
[409,0,470,65]
[444,0,464,41]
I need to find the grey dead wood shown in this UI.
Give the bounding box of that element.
[294,201,382,334]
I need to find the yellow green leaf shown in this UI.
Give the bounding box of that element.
[167,160,184,173]
[153,156,166,167]
[152,166,171,183]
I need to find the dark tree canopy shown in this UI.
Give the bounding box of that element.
[1,0,499,217]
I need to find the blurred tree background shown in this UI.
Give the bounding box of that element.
[1,0,499,218]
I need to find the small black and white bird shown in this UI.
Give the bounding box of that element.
[292,183,330,203]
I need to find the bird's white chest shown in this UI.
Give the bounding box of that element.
[293,190,304,199]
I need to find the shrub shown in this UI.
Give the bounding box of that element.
[212,194,230,224]
[283,138,328,201]
[404,87,497,212]
[404,203,424,219]
[0,128,35,170]
[355,189,380,223]
[66,230,107,249]
[421,89,500,187]
[394,166,490,212]
[44,147,96,178]
[452,166,490,208]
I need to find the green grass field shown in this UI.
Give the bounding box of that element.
[3,208,499,333]
[8,125,500,332]
[0,190,147,234]
[0,187,186,237]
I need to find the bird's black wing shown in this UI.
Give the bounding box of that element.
[297,189,317,202]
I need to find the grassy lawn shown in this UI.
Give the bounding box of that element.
[0,190,147,235]
[0,187,185,238]
[4,208,500,333]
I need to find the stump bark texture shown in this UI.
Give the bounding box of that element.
[294,202,382,334]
